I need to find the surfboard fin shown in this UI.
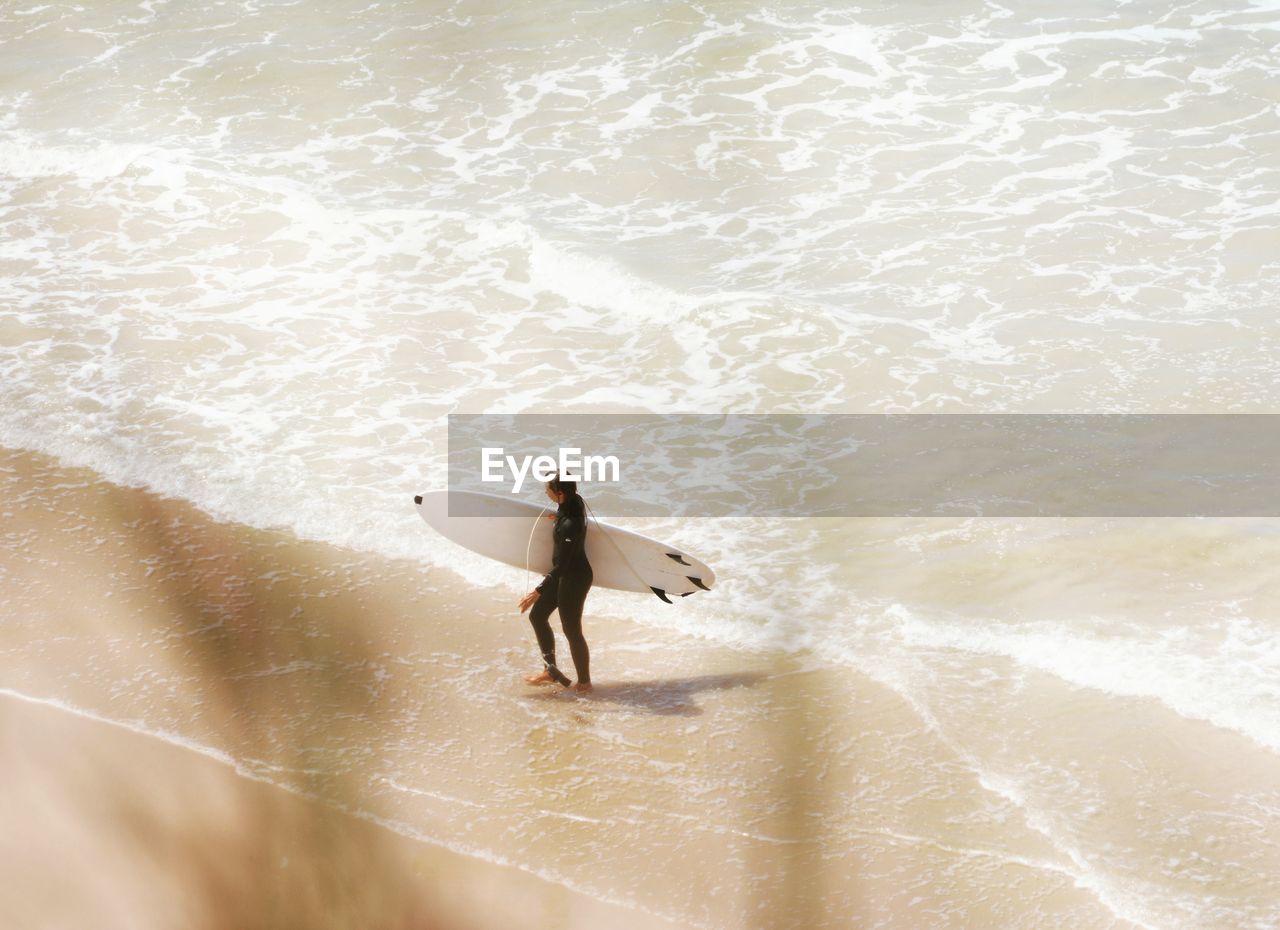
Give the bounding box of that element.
[665,552,691,566]
[650,586,673,604]
[687,575,709,591]
[414,495,423,505]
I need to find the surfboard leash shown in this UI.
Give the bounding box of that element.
[525,502,551,592]
[525,502,575,687]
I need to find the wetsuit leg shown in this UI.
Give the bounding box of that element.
[527,583,559,670]
[556,567,592,684]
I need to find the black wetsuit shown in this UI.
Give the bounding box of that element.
[528,493,593,684]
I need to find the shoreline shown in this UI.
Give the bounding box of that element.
[5,443,1237,930]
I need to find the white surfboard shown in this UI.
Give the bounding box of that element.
[414,490,715,601]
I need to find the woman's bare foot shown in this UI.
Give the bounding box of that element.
[573,682,593,694]
[525,670,554,685]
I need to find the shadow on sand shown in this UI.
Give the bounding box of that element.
[523,671,767,716]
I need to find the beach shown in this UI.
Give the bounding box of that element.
[7,446,1277,928]
[4,0,1280,925]
[0,690,688,930]
[1,446,697,930]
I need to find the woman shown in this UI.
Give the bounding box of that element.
[517,475,593,692]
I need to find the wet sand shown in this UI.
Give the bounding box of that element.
[0,690,686,930]
[0,446,1208,929]
[1,446,693,930]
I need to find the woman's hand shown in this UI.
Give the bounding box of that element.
[544,512,556,521]
[518,590,540,614]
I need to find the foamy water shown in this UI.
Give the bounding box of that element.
[4,1,1280,927]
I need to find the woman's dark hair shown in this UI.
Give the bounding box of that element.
[547,474,577,498]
